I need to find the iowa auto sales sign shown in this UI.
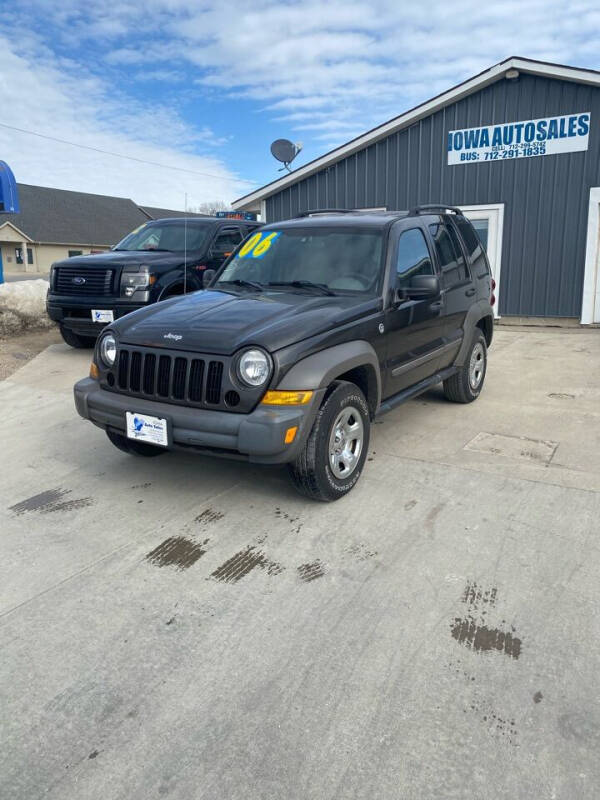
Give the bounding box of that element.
[447,112,590,165]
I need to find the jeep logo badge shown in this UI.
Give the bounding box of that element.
[163,333,182,341]
[72,276,86,285]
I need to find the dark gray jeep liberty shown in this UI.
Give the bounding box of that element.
[74,206,494,501]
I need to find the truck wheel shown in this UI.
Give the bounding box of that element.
[59,324,95,349]
[288,381,370,502]
[106,429,166,457]
[443,330,487,403]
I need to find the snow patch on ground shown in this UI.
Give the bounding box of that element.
[0,280,55,336]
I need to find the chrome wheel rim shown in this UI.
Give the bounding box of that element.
[469,342,485,389]
[328,406,364,479]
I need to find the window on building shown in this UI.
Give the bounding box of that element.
[68,250,83,257]
[428,222,468,288]
[395,228,434,289]
[15,247,33,265]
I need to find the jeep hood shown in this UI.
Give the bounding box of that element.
[112,289,381,355]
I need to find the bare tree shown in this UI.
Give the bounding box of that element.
[189,200,231,216]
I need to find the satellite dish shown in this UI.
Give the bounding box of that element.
[270,139,303,172]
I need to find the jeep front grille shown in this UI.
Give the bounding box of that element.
[113,347,225,407]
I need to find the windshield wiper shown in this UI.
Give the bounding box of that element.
[217,279,264,292]
[267,280,336,296]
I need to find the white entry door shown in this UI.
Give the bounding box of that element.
[460,204,505,318]
[581,187,600,324]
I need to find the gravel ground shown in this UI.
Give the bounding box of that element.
[0,327,62,380]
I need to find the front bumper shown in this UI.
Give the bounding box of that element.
[74,378,325,464]
[47,296,146,337]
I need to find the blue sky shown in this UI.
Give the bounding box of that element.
[0,1,599,209]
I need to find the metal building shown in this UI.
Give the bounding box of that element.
[232,57,600,324]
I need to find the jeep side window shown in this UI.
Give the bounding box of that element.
[395,228,434,290]
[455,217,480,259]
[455,216,490,278]
[428,222,468,288]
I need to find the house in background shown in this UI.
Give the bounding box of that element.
[0,184,207,276]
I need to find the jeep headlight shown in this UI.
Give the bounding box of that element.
[99,333,117,367]
[237,348,271,387]
[120,265,155,297]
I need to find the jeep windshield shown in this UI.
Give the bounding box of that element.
[215,227,384,294]
[114,222,210,252]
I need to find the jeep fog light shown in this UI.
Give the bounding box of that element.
[237,349,271,387]
[99,334,117,367]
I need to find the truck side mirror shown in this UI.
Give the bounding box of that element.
[203,269,216,288]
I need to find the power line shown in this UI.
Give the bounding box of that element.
[0,121,257,187]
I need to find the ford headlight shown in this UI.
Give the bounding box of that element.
[120,265,155,297]
[99,334,117,367]
[237,349,271,387]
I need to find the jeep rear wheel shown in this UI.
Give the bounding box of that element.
[59,324,96,349]
[106,429,166,457]
[288,381,370,502]
[443,330,487,403]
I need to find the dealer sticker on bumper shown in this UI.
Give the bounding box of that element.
[126,412,168,447]
[91,309,114,323]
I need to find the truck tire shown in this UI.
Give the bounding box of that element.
[288,381,370,502]
[59,324,96,349]
[106,429,166,457]
[443,330,487,403]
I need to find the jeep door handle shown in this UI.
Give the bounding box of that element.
[429,300,444,311]
[465,287,476,297]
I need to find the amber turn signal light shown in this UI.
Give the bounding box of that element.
[89,362,99,379]
[284,426,298,444]
[261,390,313,405]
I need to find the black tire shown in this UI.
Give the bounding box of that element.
[288,381,370,502]
[443,330,487,403]
[59,324,96,349]
[106,429,166,457]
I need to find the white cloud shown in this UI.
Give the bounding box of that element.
[0,32,254,209]
[2,0,599,196]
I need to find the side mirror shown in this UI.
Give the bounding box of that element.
[202,269,216,288]
[399,274,440,300]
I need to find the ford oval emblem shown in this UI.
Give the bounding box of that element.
[72,276,86,285]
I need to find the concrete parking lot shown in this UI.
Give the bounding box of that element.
[1,326,600,799]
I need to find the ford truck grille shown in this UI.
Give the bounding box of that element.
[56,266,114,296]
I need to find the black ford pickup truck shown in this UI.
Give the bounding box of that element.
[74,206,494,501]
[47,216,262,347]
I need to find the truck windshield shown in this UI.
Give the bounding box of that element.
[114,222,210,252]
[215,227,384,294]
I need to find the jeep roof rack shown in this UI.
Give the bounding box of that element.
[408,204,462,216]
[296,208,357,217]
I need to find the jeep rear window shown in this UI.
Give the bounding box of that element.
[215,228,384,294]
[114,222,210,252]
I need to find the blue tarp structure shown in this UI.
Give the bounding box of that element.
[0,161,19,214]
[0,161,19,282]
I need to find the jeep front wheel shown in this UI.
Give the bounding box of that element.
[288,381,370,502]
